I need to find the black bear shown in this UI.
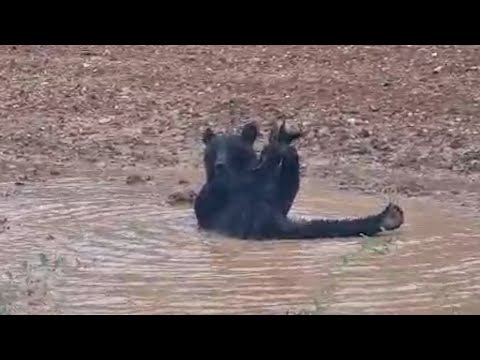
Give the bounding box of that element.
[194,121,404,240]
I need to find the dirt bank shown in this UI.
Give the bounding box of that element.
[0,46,479,204]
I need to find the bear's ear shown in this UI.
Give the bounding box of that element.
[278,120,302,144]
[240,121,258,145]
[202,128,216,144]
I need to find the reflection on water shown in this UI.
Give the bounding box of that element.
[0,171,479,314]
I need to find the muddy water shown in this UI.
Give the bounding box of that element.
[1,170,479,314]
[317,195,480,314]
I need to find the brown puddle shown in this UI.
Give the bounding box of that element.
[316,196,480,314]
[1,170,479,314]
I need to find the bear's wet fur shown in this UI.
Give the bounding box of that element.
[194,122,404,240]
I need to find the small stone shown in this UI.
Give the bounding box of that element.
[126,174,145,185]
[450,139,463,149]
[167,189,197,205]
[433,66,443,74]
[98,117,112,124]
[358,128,371,138]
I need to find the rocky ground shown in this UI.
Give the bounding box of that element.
[1,45,480,204]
